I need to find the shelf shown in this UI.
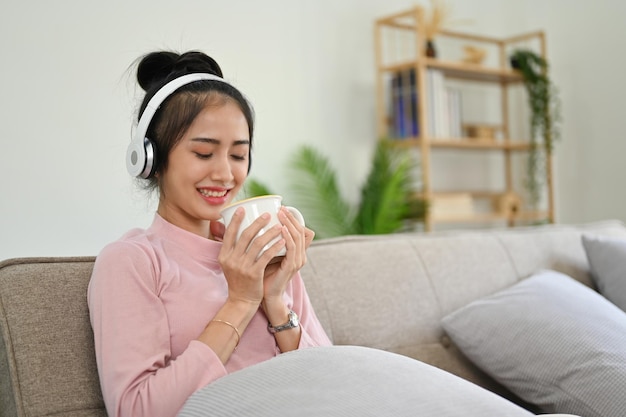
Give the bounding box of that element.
[384,138,534,151]
[426,59,523,83]
[430,211,550,223]
[413,190,519,199]
[418,191,547,224]
[380,59,523,84]
[374,6,554,232]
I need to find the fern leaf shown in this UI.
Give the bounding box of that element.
[243,178,275,199]
[287,146,354,238]
[355,141,412,234]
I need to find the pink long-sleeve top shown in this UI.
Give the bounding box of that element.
[88,214,332,417]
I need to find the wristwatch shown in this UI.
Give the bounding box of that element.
[268,310,300,334]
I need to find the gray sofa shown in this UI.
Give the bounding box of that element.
[1,220,625,417]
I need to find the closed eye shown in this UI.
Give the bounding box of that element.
[194,152,212,160]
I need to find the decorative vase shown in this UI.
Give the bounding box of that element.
[426,39,437,58]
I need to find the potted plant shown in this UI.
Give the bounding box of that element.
[244,140,427,239]
[510,49,562,208]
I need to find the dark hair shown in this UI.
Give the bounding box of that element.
[135,50,254,190]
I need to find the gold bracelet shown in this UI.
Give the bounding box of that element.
[211,319,241,348]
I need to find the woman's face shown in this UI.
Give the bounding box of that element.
[157,100,250,237]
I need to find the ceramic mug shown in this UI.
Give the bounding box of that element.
[220,195,305,258]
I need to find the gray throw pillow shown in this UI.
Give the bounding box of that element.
[441,270,626,417]
[582,234,626,311]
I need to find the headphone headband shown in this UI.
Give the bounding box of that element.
[126,73,230,178]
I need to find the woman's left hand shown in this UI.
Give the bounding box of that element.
[262,207,314,302]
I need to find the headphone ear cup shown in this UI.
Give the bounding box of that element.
[126,137,156,178]
[143,138,156,178]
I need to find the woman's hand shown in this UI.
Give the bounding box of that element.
[261,208,313,352]
[262,207,314,304]
[203,209,287,361]
[218,207,287,306]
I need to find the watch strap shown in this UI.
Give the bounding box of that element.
[268,310,299,334]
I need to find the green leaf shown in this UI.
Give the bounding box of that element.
[355,141,412,234]
[286,146,354,239]
[243,178,275,199]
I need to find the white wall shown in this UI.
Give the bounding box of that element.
[520,0,626,224]
[1,0,624,260]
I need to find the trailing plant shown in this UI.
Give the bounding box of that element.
[510,49,562,207]
[243,141,426,239]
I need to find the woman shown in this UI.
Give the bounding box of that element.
[88,50,331,417]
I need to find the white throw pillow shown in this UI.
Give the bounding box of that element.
[441,270,626,417]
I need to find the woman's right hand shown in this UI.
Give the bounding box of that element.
[217,207,286,306]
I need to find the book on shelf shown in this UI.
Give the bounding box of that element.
[426,69,463,140]
[447,88,463,139]
[390,69,418,139]
[389,68,462,141]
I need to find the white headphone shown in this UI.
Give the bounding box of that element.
[126,73,229,178]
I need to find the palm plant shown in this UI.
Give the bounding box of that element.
[243,178,274,198]
[353,141,415,235]
[244,141,426,239]
[286,146,355,238]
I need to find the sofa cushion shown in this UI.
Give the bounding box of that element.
[0,257,106,417]
[582,234,626,311]
[441,270,626,417]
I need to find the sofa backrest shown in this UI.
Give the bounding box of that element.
[1,220,625,416]
[299,220,626,397]
[0,257,106,417]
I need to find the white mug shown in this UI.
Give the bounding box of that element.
[220,195,305,257]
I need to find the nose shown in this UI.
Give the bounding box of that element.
[210,153,235,184]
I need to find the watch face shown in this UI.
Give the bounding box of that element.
[289,311,299,327]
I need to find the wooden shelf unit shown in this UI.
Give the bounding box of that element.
[374,6,555,231]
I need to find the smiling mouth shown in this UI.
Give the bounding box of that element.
[198,189,228,198]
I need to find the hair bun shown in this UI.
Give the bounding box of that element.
[137,51,223,92]
[172,51,223,78]
[136,51,179,91]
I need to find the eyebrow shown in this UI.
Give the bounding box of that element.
[191,138,250,146]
